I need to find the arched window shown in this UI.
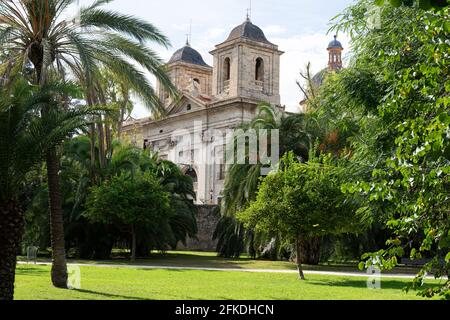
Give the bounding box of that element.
[223,57,231,81]
[255,57,264,81]
[186,167,198,183]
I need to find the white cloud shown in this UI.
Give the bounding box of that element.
[171,23,191,31]
[204,28,227,40]
[263,25,287,37]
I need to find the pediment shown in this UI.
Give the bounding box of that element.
[166,93,208,116]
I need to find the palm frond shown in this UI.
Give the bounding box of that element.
[79,8,170,47]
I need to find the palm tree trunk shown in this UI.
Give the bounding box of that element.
[97,119,106,169]
[89,123,96,169]
[46,149,68,288]
[0,199,24,300]
[117,90,129,140]
[36,61,68,289]
[117,107,125,140]
[105,122,112,159]
[296,235,306,280]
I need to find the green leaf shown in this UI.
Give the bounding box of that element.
[358,261,366,270]
[445,252,450,263]
[375,0,385,6]
[419,0,432,9]
[444,20,450,33]
[390,0,403,7]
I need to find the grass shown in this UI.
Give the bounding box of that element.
[18,250,425,275]
[14,264,442,300]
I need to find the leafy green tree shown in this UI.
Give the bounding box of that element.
[85,171,171,261]
[0,0,176,287]
[216,103,310,258]
[238,153,356,279]
[332,1,449,298]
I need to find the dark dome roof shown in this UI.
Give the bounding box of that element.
[312,68,327,86]
[168,45,209,67]
[225,19,272,44]
[328,35,343,49]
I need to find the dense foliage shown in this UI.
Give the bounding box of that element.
[238,153,356,279]
[332,3,449,298]
[85,171,171,261]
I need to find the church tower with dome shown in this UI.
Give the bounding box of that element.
[327,35,343,71]
[210,16,283,105]
[156,38,213,104]
[311,35,345,87]
[123,17,284,209]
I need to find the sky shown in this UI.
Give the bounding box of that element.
[77,0,355,116]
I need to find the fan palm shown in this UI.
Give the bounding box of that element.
[0,79,103,300]
[0,0,176,287]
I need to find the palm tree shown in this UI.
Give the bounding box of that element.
[0,0,176,288]
[216,102,324,258]
[215,103,283,257]
[0,79,102,300]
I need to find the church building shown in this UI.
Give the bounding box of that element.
[122,17,343,209]
[122,17,284,205]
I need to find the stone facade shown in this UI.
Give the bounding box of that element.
[177,205,220,252]
[123,18,284,206]
[157,61,213,104]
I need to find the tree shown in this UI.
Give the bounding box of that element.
[238,153,356,279]
[376,0,450,10]
[50,139,197,258]
[0,0,176,288]
[0,79,101,300]
[216,99,345,260]
[332,1,449,298]
[84,171,171,261]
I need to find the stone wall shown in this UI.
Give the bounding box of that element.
[177,205,220,252]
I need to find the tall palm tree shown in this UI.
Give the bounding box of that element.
[0,0,176,288]
[0,79,102,300]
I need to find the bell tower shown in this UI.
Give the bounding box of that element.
[210,17,283,105]
[327,35,343,71]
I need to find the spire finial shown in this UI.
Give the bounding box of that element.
[246,0,252,21]
[185,34,190,46]
[334,34,337,40]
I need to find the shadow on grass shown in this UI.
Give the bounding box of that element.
[16,266,49,276]
[306,278,439,292]
[73,289,152,300]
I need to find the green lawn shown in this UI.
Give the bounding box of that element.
[15,264,441,300]
[18,250,425,275]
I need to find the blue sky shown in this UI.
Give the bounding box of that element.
[77,0,355,116]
